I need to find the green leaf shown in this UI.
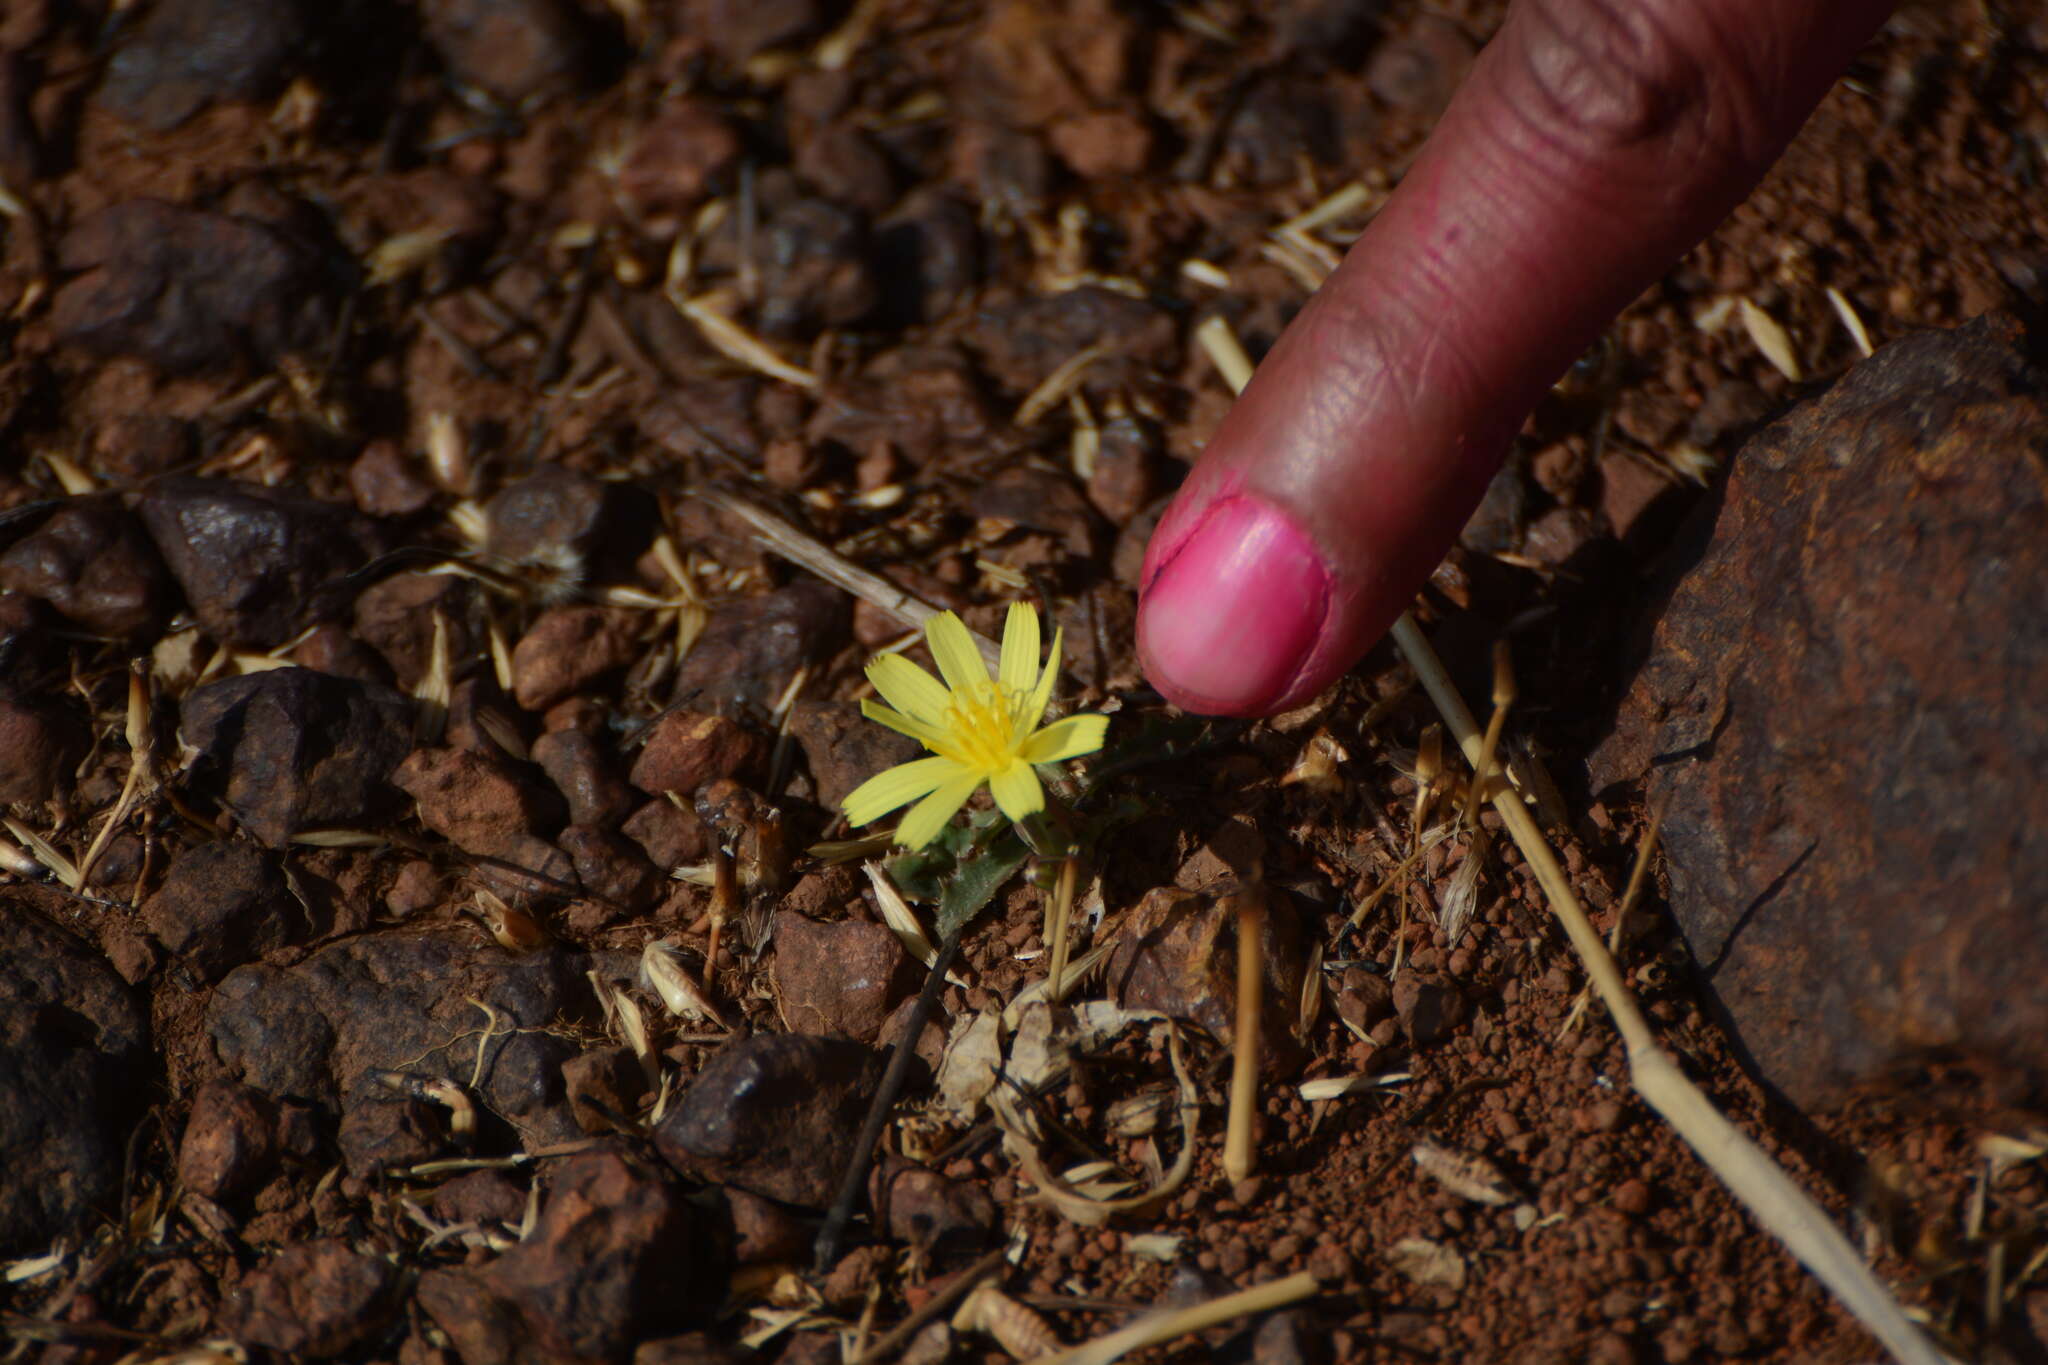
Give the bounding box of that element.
[887,807,1031,942]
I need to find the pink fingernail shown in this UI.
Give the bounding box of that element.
[1137,496,1331,716]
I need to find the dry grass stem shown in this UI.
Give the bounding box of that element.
[1828,286,1876,358]
[677,293,819,388]
[1459,640,1515,832]
[1015,343,1107,428]
[697,489,1003,671]
[1223,889,1264,1185]
[4,818,78,890]
[1193,315,1256,395]
[1045,856,1080,1004]
[1040,1271,1319,1365]
[993,1023,1196,1226]
[77,666,155,892]
[1388,613,1950,1365]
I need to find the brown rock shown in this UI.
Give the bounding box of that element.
[1048,109,1152,179]
[771,913,920,1043]
[353,570,480,689]
[350,440,437,518]
[1085,414,1160,524]
[788,699,922,811]
[629,710,760,796]
[559,825,664,914]
[686,0,825,63]
[90,414,195,484]
[1335,969,1395,1035]
[338,1095,446,1180]
[868,1155,996,1255]
[433,1170,530,1227]
[0,699,80,803]
[0,915,149,1251]
[206,930,586,1143]
[562,1046,648,1135]
[1589,313,2048,1108]
[532,729,638,827]
[395,746,566,848]
[1391,975,1466,1047]
[416,1151,713,1363]
[749,197,878,340]
[966,286,1178,397]
[394,747,575,893]
[418,0,588,104]
[96,0,312,131]
[512,606,642,712]
[0,498,169,638]
[654,1033,880,1207]
[622,798,712,870]
[1597,453,1686,552]
[485,468,658,589]
[139,477,383,648]
[291,624,394,685]
[794,123,897,218]
[1105,883,1303,1068]
[142,842,294,983]
[617,100,742,229]
[972,466,1104,560]
[872,190,983,326]
[178,669,413,845]
[178,1081,278,1203]
[230,1238,399,1359]
[722,1187,808,1265]
[56,201,337,375]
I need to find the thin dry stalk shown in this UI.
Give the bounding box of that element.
[1388,612,1949,1365]
[77,666,156,891]
[1038,1271,1319,1365]
[694,489,1002,672]
[1193,315,1256,395]
[1016,343,1107,428]
[706,842,738,990]
[676,293,819,388]
[1045,857,1079,1004]
[1223,890,1264,1184]
[1458,641,1515,832]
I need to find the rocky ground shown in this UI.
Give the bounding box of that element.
[1,1,2046,1363]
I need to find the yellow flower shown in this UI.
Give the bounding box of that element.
[842,602,1108,849]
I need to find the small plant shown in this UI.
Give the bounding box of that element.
[842,602,1108,850]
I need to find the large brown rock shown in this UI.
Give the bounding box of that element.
[1590,312,2048,1109]
[417,1150,714,1365]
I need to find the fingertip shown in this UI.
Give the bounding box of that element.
[1136,493,1352,717]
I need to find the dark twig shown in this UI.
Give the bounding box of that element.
[814,924,966,1274]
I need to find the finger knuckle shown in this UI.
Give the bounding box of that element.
[1511,0,1765,173]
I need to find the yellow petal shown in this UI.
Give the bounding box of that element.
[997,600,1041,696]
[844,756,971,826]
[860,698,945,750]
[1012,625,1064,741]
[867,653,951,727]
[894,772,984,850]
[1019,713,1108,765]
[987,761,1044,822]
[925,610,990,695]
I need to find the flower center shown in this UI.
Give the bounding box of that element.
[939,683,1023,772]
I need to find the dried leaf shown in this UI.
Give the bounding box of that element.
[1388,1237,1465,1290]
[1411,1140,1516,1206]
[935,1009,1003,1123]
